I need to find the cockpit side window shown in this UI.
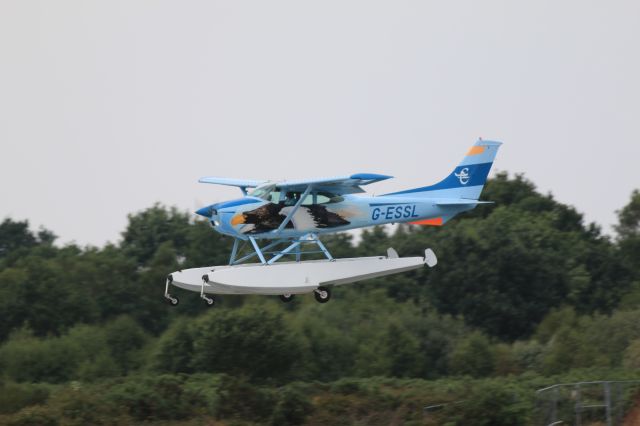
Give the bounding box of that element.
[278,190,343,205]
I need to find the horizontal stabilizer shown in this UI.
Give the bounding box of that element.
[435,199,494,206]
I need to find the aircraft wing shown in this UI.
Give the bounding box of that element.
[198,177,268,188]
[277,173,393,194]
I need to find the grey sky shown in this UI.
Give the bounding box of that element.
[1,1,639,246]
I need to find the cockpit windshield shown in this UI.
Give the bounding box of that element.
[250,183,277,200]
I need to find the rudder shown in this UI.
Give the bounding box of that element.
[386,139,502,200]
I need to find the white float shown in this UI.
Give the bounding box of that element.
[164,248,437,305]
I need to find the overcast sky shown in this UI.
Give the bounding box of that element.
[1,1,639,246]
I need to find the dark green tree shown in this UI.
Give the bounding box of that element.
[616,189,640,281]
[120,204,192,266]
[151,317,195,374]
[0,219,38,258]
[189,306,302,381]
[425,207,573,340]
[449,331,495,377]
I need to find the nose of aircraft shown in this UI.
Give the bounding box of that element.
[195,205,215,218]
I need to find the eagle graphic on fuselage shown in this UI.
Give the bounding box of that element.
[235,202,350,234]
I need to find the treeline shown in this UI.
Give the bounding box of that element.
[3,302,640,386]
[4,369,640,426]
[0,173,639,425]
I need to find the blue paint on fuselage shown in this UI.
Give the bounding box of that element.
[197,139,501,240]
[195,198,262,219]
[214,197,263,209]
[208,194,475,240]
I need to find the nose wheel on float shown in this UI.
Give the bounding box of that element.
[200,274,215,307]
[164,275,179,306]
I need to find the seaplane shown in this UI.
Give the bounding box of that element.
[165,139,502,306]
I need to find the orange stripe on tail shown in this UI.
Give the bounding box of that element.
[409,217,443,226]
[466,146,486,155]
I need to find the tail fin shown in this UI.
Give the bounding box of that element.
[386,139,502,199]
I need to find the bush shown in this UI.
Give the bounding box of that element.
[0,382,50,415]
[449,332,495,377]
[150,317,194,374]
[45,385,124,426]
[214,374,276,422]
[3,406,58,426]
[442,381,531,426]
[106,374,197,421]
[270,384,313,425]
[0,334,79,383]
[103,315,149,372]
[189,306,302,381]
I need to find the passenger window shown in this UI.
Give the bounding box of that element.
[269,191,281,203]
[301,194,313,205]
[316,192,344,204]
[277,191,344,205]
[316,194,331,204]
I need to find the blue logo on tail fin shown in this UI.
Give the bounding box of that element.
[454,168,470,185]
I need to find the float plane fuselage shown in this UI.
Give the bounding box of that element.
[196,140,502,242]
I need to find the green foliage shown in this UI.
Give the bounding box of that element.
[0,219,56,264]
[538,308,640,374]
[426,206,574,340]
[0,320,149,383]
[269,383,313,425]
[442,381,531,426]
[615,189,640,238]
[383,321,422,378]
[2,406,59,426]
[448,331,495,378]
[120,204,191,266]
[294,305,359,381]
[0,382,50,415]
[45,385,125,426]
[106,374,198,421]
[151,305,302,382]
[616,190,640,291]
[149,317,195,374]
[212,374,276,422]
[0,332,81,383]
[0,247,99,340]
[103,315,149,372]
[0,219,38,259]
[189,305,302,381]
[623,339,640,369]
[394,176,634,341]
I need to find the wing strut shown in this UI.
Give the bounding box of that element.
[275,185,312,234]
[228,233,334,266]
